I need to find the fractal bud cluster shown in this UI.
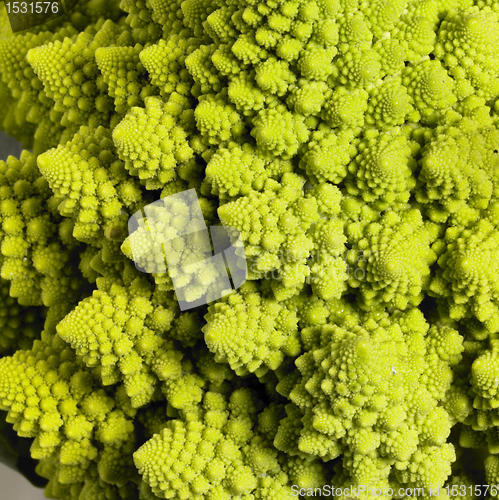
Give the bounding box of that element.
[0,0,499,498]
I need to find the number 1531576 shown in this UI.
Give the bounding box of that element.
[5,2,59,14]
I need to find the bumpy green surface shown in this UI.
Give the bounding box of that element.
[2,0,499,498]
